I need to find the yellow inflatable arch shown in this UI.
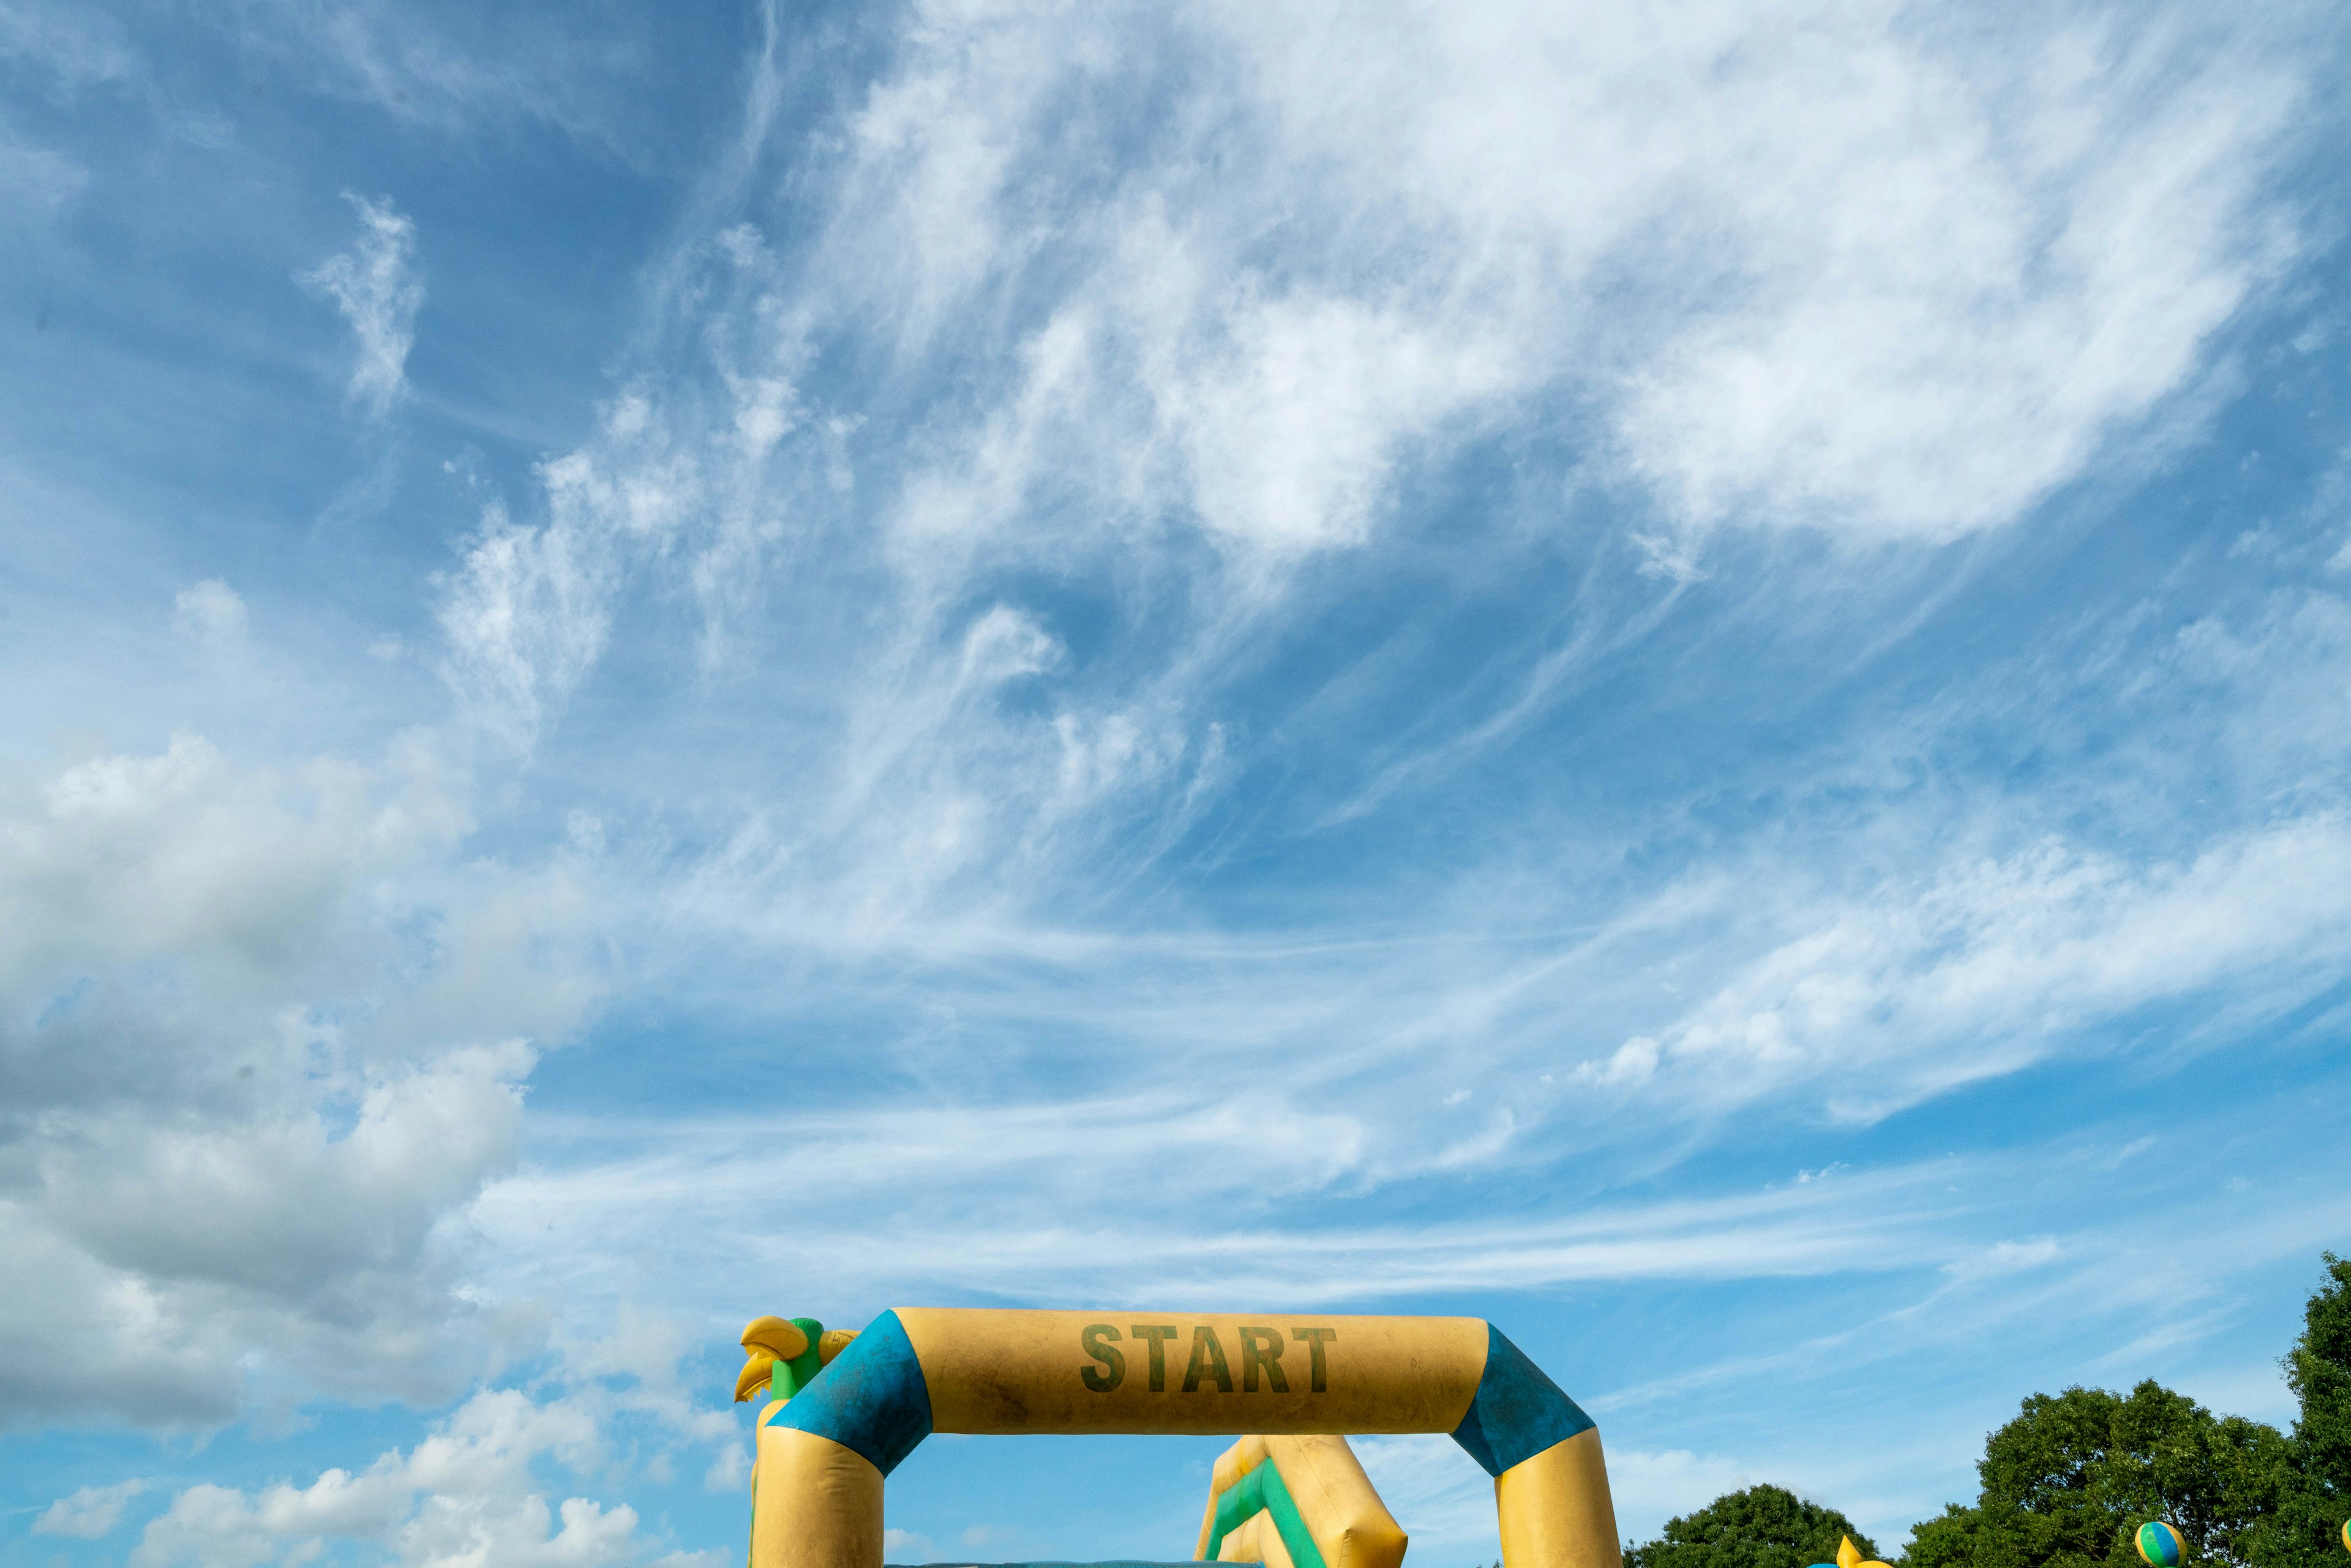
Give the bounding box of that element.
[741,1310,1621,1568]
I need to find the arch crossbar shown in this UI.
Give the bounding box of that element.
[749,1310,1621,1568]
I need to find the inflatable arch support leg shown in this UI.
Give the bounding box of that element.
[749,1310,1620,1568]
[1198,1433,1408,1568]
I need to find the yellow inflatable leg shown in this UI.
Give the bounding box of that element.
[1496,1428,1620,1568]
[751,1424,885,1568]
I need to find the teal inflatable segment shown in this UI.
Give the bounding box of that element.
[772,1310,934,1474]
[1450,1322,1595,1477]
[1205,1457,1327,1568]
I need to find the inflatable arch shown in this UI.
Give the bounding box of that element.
[740,1310,1621,1568]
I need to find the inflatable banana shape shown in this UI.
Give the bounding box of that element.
[1833,1535,1892,1568]
[733,1316,859,1405]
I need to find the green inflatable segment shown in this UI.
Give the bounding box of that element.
[1205,1457,1328,1568]
[768,1316,827,1401]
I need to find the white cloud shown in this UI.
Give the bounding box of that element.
[389,0,2319,996]
[1351,1434,1500,1553]
[0,2,137,84]
[126,1306,745,1567]
[702,1444,749,1493]
[219,0,642,144]
[763,0,2305,580]
[0,733,598,1427]
[413,1,2312,856]
[130,1387,634,1568]
[474,1125,1962,1319]
[1942,1239,2061,1281]
[300,192,424,418]
[1582,811,2351,1121]
[0,126,87,223]
[172,579,249,643]
[1603,1449,1755,1540]
[36,1477,149,1538]
[433,393,718,748]
[1609,13,2298,539]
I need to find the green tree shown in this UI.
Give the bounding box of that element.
[1626,1482,1878,1568]
[1642,1260,2351,1568]
[2266,1253,2351,1568]
[1902,1383,2290,1568]
[2101,1382,2292,1567]
[2289,1255,2351,1490]
[1907,1386,2126,1568]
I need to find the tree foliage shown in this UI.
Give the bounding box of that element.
[1899,1382,2289,1568]
[1621,1256,2351,1568]
[1625,1483,1877,1568]
[2270,1253,2351,1567]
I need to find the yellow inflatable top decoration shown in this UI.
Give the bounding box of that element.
[1838,1534,1894,1568]
[734,1315,857,1406]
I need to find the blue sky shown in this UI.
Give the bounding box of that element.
[4,1,2350,1566]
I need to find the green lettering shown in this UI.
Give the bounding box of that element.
[1182,1326,1234,1393]
[1131,1325,1179,1392]
[1080,1322,1125,1392]
[1291,1326,1335,1392]
[1239,1327,1288,1392]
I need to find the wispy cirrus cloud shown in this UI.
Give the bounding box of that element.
[1574,811,2351,1120]
[300,193,424,419]
[413,0,2322,983]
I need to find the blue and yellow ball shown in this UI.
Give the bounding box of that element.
[2338,1518,2348,1556]
[2137,1521,2184,1567]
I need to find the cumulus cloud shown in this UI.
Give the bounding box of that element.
[882,1527,937,1559]
[36,1477,149,1538]
[130,1387,632,1568]
[0,733,599,1427]
[171,579,248,643]
[300,192,424,418]
[124,1312,741,1568]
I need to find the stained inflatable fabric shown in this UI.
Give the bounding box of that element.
[1496,1428,1620,1568]
[1206,1457,1327,1568]
[744,1309,1618,1568]
[771,1310,934,1474]
[1217,1512,1297,1568]
[1450,1323,1595,1477]
[1198,1435,1406,1568]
